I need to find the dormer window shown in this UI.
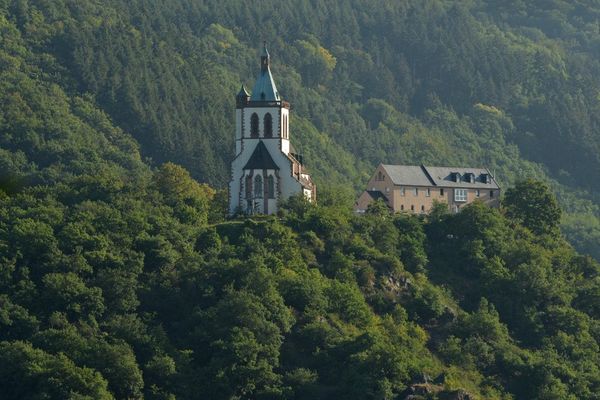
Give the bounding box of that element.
[464,173,475,183]
[480,173,490,184]
[451,172,461,182]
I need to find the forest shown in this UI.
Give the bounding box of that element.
[1,0,600,398]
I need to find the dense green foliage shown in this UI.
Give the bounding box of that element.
[2,0,600,398]
[3,163,600,398]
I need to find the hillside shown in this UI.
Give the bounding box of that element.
[0,0,599,258]
[2,160,600,399]
[1,0,600,398]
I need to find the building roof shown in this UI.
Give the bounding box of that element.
[380,164,500,189]
[250,44,280,101]
[381,165,434,186]
[237,84,250,98]
[243,141,279,170]
[424,166,500,189]
[366,190,388,202]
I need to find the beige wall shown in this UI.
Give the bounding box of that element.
[364,165,396,206]
[392,186,445,214]
[355,191,376,212]
[392,186,500,214]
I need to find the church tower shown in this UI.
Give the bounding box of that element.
[229,43,316,215]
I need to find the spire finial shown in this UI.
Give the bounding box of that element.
[261,42,270,72]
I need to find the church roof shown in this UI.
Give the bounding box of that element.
[243,141,279,170]
[250,44,280,101]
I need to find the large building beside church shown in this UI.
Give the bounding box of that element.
[229,45,315,215]
[355,164,500,214]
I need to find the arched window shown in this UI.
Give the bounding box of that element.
[264,113,273,137]
[250,113,259,138]
[254,175,263,198]
[267,175,275,198]
[245,175,252,198]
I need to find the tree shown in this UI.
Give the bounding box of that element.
[0,341,113,399]
[503,179,562,235]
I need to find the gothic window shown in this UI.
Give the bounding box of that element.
[267,175,275,198]
[264,113,273,137]
[250,113,259,137]
[245,175,252,198]
[254,174,263,198]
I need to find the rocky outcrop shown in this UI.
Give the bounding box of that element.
[399,373,473,400]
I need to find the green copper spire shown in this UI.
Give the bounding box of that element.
[250,42,280,101]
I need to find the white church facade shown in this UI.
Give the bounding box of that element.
[229,44,316,215]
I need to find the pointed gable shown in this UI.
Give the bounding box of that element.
[243,141,279,170]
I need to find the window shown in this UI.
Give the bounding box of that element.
[426,188,431,197]
[421,205,425,212]
[490,190,494,198]
[245,175,252,198]
[455,188,467,202]
[267,175,275,198]
[410,205,415,211]
[414,188,418,196]
[264,113,273,137]
[400,205,404,211]
[254,175,263,198]
[377,171,384,181]
[401,187,405,196]
[385,187,390,192]
[440,188,445,196]
[250,113,259,137]
[476,189,480,197]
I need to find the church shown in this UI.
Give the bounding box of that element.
[229,44,316,215]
